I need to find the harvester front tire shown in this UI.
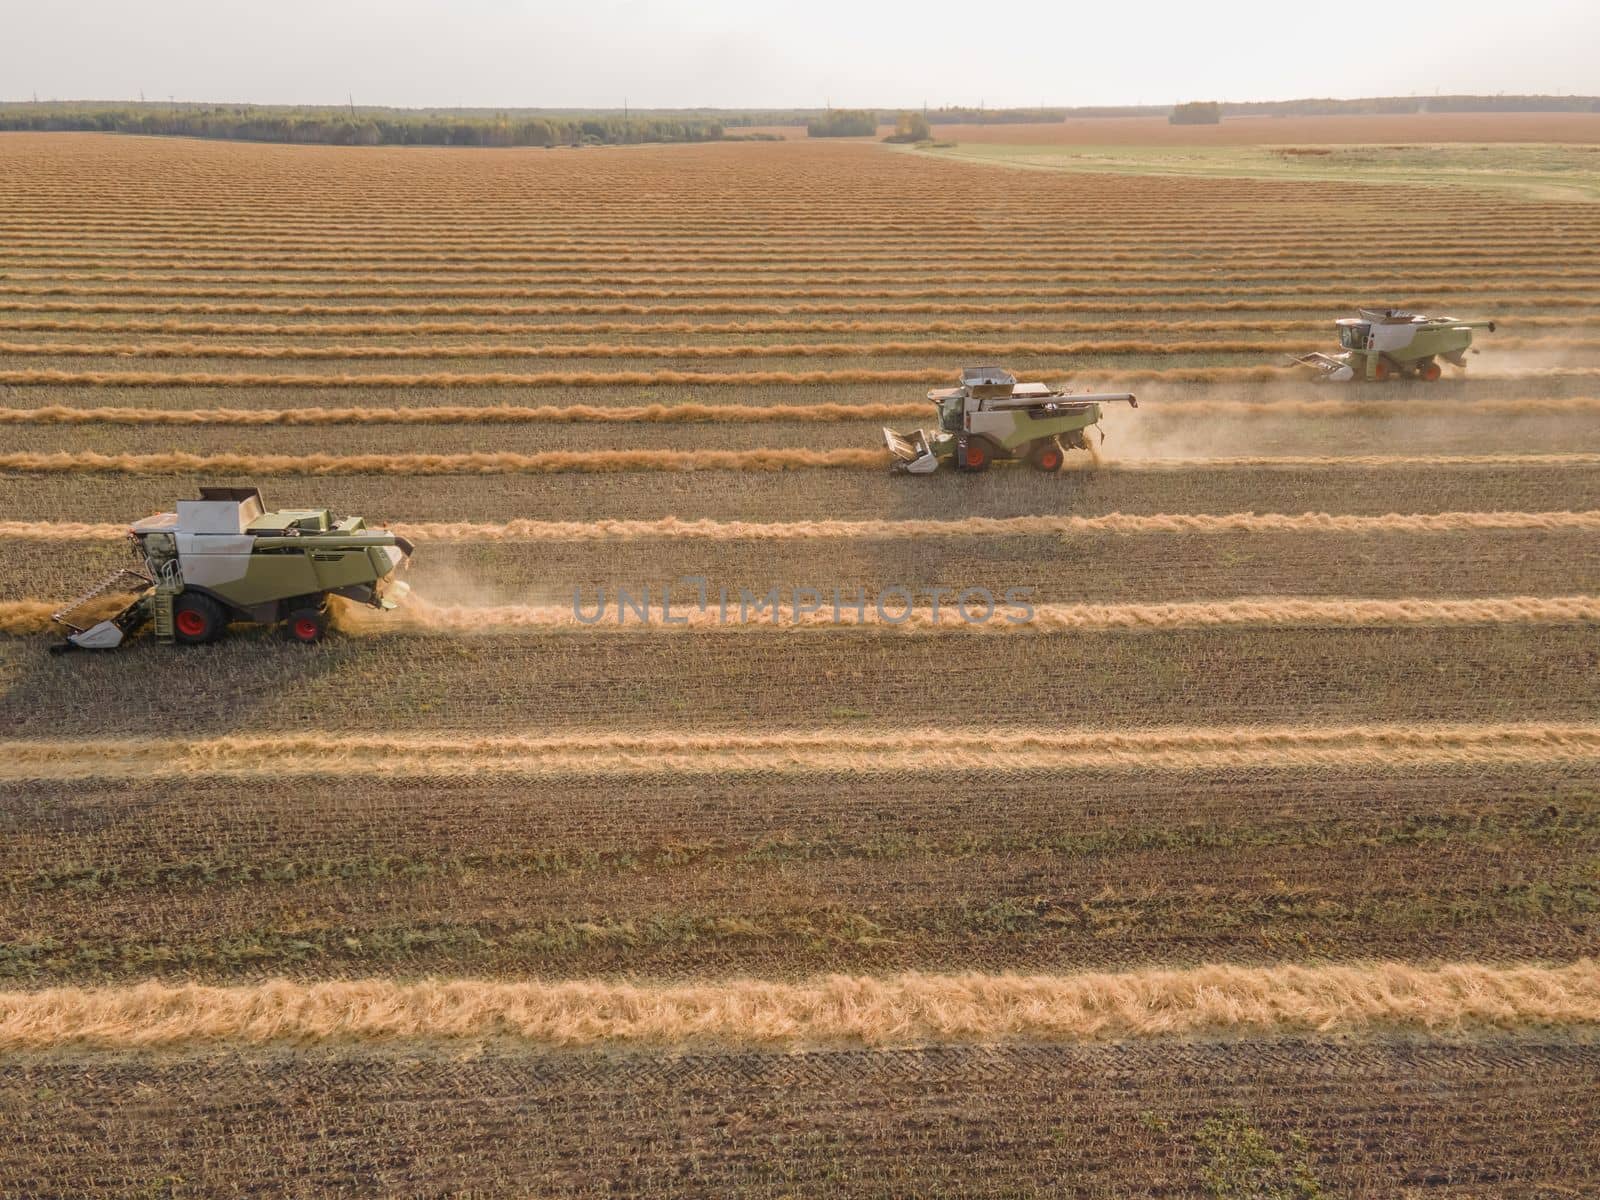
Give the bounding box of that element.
[173,593,226,645]
[1420,361,1442,382]
[959,439,991,472]
[1373,360,1392,382]
[1028,439,1065,472]
[286,606,329,645]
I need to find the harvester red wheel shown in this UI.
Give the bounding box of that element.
[1029,440,1065,472]
[1420,361,1442,382]
[959,439,991,472]
[172,592,226,645]
[1372,360,1392,382]
[286,605,329,644]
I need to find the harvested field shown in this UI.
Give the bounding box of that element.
[1,127,1597,1194]
[924,111,1600,145]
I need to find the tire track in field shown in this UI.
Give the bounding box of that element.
[5,722,1599,781]
[1,449,1595,476]
[1,961,1595,1050]
[6,510,1597,545]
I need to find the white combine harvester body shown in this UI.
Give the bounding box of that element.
[1294,308,1497,382]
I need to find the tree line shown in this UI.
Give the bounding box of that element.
[0,105,724,147]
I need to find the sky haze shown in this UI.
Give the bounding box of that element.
[4,0,1597,110]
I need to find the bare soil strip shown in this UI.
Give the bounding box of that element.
[5,1038,1591,1197]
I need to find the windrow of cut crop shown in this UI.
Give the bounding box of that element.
[54,365,1600,390]
[4,335,1589,361]
[6,510,1598,545]
[5,721,1598,781]
[2,449,1596,477]
[6,593,1596,640]
[5,297,1594,317]
[6,315,1594,338]
[3,394,1598,429]
[2,961,1596,1050]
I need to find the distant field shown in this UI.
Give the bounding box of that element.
[917,139,1600,201]
[0,130,1596,1195]
[746,111,1600,146]
[932,111,1600,145]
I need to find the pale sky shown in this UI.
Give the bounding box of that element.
[4,0,1597,110]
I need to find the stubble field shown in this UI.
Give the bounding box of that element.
[1,123,1598,1196]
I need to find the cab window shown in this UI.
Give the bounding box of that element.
[1340,324,1369,350]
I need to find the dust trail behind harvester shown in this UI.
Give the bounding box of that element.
[2,961,1596,1050]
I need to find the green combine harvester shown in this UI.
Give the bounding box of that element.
[1293,308,1497,382]
[52,488,412,651]
[882,366,1137,474]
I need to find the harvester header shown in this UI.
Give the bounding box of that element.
[1293,308,1496,382]
[52,488,412,651]
[883,366,1137,474]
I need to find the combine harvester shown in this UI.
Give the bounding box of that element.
[1293,308,1497,382]
[882,366,1137,474]
[52,488,412,651]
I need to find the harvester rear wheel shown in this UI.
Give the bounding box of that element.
[1028,439,1065,472]
[286,605,329,644]
[958,438,991,472]
[172,592,226,645]
[1420,361,1442,382]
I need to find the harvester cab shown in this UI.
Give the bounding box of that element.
[883,366,1137,474]
[1293,308,1496,382]
[52,488,413,652]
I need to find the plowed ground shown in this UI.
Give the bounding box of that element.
[3,1038,1596,1198]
